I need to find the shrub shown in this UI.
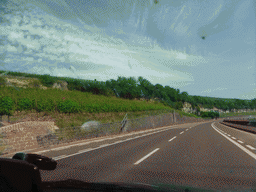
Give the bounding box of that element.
[57,99,81,114]
[0,76,7,87]
[28,79,41,88]
[35,98,56,113]
[200,111,219,119]
[17,98,34,111]
[0,96,15,117]
[38,74,56,87]
[103,88,115,97]
[175,101,183,110]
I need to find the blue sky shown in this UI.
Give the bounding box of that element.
[0,0,255,100]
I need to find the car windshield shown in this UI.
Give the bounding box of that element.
[0,0,255,192]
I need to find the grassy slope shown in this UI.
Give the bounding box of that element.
[0,84,177,129]
[0,74,254,130]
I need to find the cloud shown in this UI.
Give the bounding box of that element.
[213,24,218,28]
[201,87,228,93]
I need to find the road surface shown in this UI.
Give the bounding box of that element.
[39,121,256,191]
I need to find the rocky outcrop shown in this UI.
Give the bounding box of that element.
[0,75,68,92]
[52,80,69,91]
[182,102,196,113]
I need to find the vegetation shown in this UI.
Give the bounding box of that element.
[0,70,255,124]
[0,69,255,149]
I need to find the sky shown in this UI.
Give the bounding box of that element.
[0,0,255,100]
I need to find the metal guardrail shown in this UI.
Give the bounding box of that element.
[220,121,256,134]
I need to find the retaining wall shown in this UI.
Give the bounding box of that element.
[0,113,213,156]
[0,121,58,155]
[123,112,213,132]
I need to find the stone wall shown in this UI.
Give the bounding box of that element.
[0,121,59,155]
[123,112,213,132]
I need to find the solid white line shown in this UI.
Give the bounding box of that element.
[212,123,256,160]
[51,127,180,160]
[180,131,184,134]
[168,136,176,142]
[231,137,236,140]
[78,148,93,153]
[134,148,160,165]
[237,140,244,144]
[36,126,180,154]
[100,144,109,147]
[55,155,67,159]
[50,123,203,160]
[227,134,231,136]
[246,145,256,150]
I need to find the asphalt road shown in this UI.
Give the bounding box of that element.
[39,121,256,191]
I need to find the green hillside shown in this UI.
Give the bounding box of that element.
[0,69,255,130]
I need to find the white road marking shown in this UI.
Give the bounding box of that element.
[134,148,160,165]
[36,125,182,154]
[246,145,256,150]
[237,140,244,144]
[55,155,67,159]
[78,148,93,153]
[227,134,231,136]
[180,131,184,134]
[100,144,109,147]
[168,136,176,142]
[212,123,256,160]
[49,123,204,161]
[231,137,236,140]
[51,126,182,160]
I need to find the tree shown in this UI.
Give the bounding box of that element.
[195,105,200,116]
[175,101,183,110]
[115,76,141,100]
[137,76,155,101]
[180,91,189,103]
[193,96,203,106]
[105,79,121,98]
[234,99,242,109]
[207,99,214,109]
[154,83,168,101]
[164,86,178,102]
[126,77,141,99]
[243,100,250,112]
[248,100,255,110]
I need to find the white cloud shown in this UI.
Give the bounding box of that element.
[213,24,218,29]
[6,45,17,52]
[175,52,187,60]
[201,87,228,93]
[23,57,34,61]
[9,31,23,39]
